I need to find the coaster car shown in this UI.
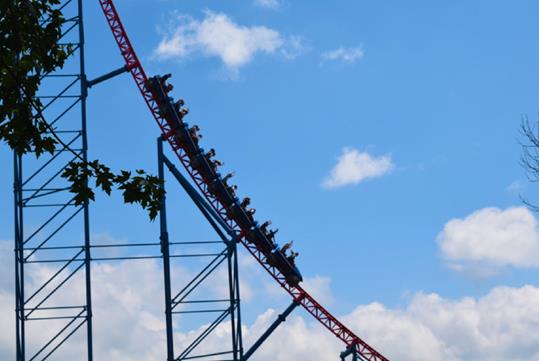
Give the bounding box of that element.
[208,177,236,208]
[190,148,218,184]
[145,76,162,97]
[226,200,254,230]
[146,76,188,134]
[147,76,175,121]
[246,224,277,258]
[172,122,199,157]
[267,248,303,287]
[149,73,302,287]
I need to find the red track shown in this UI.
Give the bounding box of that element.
[98,1,389,360]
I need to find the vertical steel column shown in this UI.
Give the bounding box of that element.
[160,154,244,361]
[233,241,244,357]
[13,154,24,361]
[158,138,175,361]
[228,239,243,360]
[12,1,93,360]
[227,246,238,361]
[78,1,94,360]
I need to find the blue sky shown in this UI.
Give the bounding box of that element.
[2,1,539,360]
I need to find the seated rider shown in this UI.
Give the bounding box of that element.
[222,172,237,197]
[260,221,277,243]
[268,228,278,240]
[180,108,189,117]
[246,207,256,222]
[159,73,172,85]
[239,197,255,221]
[287,251,299,265]
[189,125,202,144]
[223,172,235,185]
[205,148,223,172]
[260,220,271,232]
[240,197,251,209]
[206,148,216,159]
[174,99,185,113]
[227,184,238,197]
[164,83,174,94]
[145,74,171,93]
[281,241,293,254]
[210,159,223,172]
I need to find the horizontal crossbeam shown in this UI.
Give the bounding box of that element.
[86,65,129,88]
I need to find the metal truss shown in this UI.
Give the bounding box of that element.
[157,138,309,361]
[13,1,93,361]
[158,138,244,361]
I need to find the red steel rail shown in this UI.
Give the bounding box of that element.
[97,1,389,360]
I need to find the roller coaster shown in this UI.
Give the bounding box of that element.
[99,1,388,359]
[11,1,389,360]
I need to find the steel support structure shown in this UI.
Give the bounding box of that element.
[340,344,363,361]
[158,138,304,361]
[13,1,93,361]
[158,137,244,361]
[242,300,299,361]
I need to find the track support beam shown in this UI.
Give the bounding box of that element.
[157,137,244,360]
[340,344,361,361]
[158,138,175,361]
[162,153,234,240]
[86,64,129,88]
[242,300,300,361]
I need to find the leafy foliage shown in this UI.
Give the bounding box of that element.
[63,162,164,220]
[0,0,69,156]
[1,0,164,220]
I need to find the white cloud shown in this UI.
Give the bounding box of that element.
[0,292,14,361]
[154,11,302,72]
[170,307,342,360]
[506,180,526,193]
[0,242,13,361]
[0,241,12,291]
[301,275,334,306]
[4,240,539,361]
[281,35,308,60]
[343,302,447,361]
[172,284,539,361]
[0,246,167,361]
[254,0,281,9]
[323,148,394,188]
[322,46,364,63]
[211,264,255,302]
[437,207,539,273]
[0,239,228,361]
[344,285,539,361]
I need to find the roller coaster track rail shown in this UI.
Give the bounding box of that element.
[97,1,389,360]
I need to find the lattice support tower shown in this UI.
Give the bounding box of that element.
[158,137,245,361]
[13,1,93,360]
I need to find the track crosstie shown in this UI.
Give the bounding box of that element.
[97,1,389,360]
